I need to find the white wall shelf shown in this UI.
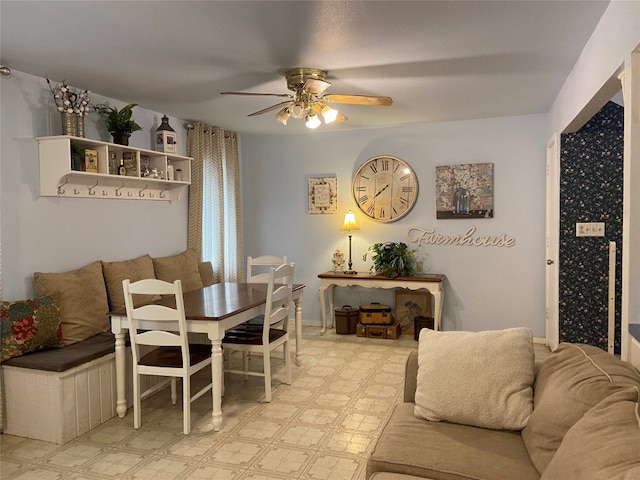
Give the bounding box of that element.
[37,136,192,201]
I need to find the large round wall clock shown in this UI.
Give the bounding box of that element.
[352,155,419,223]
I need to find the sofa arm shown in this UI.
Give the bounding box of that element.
[404,349,418,403]
[198,261,216,287]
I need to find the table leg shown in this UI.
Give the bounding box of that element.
[327,284,336,329]
[294,294,303,365]
[319,283,328,334]
[209,336,224,432]
[114,331,127,418]
[432,287,444,331]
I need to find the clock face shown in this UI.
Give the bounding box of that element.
[352,155,419,222]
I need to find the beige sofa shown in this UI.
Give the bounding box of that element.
[1,249,214,443]
[367,342,640,480]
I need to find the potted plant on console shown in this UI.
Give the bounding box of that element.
[363,242,417,278]
[95,103,142,146]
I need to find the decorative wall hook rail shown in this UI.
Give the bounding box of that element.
[73,188,80,195]
[88,180,99,196]
[115,183,125,197]
[57,178,69,195]
[159,187,169,199]
[138,184,148,198]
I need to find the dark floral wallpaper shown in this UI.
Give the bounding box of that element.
[559,101,623,352]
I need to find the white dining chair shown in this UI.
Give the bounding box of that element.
[223,263,294,402]
[247,255,288,283]
[122,278,213,434]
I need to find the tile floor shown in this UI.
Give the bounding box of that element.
[1,327,418,480]
[1,327,550,480]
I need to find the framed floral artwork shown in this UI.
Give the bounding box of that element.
[307,175,337,214]
[435,163,494,219]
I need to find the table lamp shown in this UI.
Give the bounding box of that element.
[341,210,360,274]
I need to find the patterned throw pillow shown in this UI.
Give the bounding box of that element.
[1,294,64,361]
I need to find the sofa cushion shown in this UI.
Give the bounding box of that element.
[34,261,110,345]
[198,261,216,287]
[540,387,640,480]
[1,294,64,361]
[415,327,535,430]
[2,332,116,372]
[521,343,640,474]
[153,249,204,292]
[102,254,159,311]
[367,403,540,480]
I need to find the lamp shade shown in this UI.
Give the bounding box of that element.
[341,210,360,231]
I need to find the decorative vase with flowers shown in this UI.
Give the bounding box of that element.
[95,103,142,146]
[46,76,92,137]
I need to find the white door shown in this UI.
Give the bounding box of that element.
[545,133,560,351]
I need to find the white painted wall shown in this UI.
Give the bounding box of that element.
[0,70,189,300]
[241,115,547,335]
[548,0,640,135]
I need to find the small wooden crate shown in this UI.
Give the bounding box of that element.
[414,316,435,341]
[356,322,401,340]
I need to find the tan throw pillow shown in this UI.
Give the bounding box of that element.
[102,254,159,311]
[521,343,640,474]
[540,387,640,479]
[414,327,535,430]
[34,261,110,345]
[152,249,204,292]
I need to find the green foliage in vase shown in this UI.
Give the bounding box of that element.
[95,103,142,134]
[363,242,417,277]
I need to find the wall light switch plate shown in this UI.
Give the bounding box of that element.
[576,222,605,237]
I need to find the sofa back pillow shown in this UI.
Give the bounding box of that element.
[540,387,640,480]
[102,254,159,312]
[1,293,64,360]
[522,343,640,474]
[34,261,110,345]
[152,249,204,292]
[414,327,535,430]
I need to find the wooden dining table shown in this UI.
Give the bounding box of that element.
[110,282,305,432]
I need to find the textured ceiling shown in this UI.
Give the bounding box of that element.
[0,1,610,136]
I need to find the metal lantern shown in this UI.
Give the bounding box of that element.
[155,115,176,153]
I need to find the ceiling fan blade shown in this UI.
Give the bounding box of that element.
[321,94,393,106]
[247,101,293,117]
[303,78,331,95]
[221,91,292,98]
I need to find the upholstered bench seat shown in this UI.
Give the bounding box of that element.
[2,332,116,372]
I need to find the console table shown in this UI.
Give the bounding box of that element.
[318,272,446,333]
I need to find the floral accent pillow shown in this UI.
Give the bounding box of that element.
[1,294,64,361]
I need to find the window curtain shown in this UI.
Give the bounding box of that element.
[187,123,243,282]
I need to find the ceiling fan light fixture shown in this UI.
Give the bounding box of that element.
[275,107,290,125]
[289,101,306,119]
[320,104,339,124]
[305,112,321,129]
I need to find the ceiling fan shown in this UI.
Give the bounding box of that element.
[221,68,393,129]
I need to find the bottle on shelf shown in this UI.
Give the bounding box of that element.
[166,160,174,181]
[118,158,127,176]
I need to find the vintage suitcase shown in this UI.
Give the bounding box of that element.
[359,302,393,325]
[356,322,401,340]
[335,305,359,335]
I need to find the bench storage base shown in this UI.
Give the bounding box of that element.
[3,353,118,444]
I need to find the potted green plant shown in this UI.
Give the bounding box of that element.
[95,103,142,145]
[363,242,417,277]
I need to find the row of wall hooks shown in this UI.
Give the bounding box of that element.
[56,178,171,199]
